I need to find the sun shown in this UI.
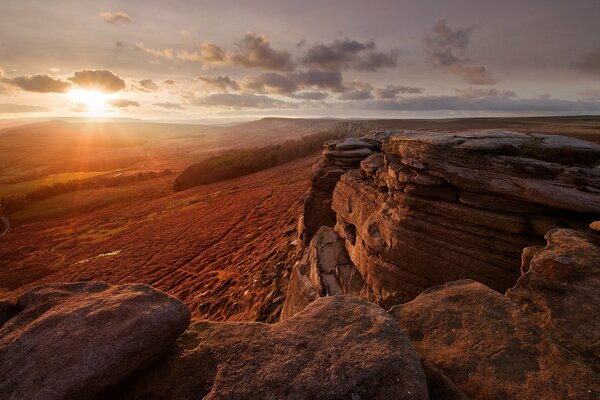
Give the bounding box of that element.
[68,89,117,116]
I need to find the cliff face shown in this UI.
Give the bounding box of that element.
[287,130,599,311]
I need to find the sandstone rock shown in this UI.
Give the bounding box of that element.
[507,229,600,369]
[390,280,600,400]
[0,282,190,400]
[360,153,384,176]
[323,147,374,158]
[384,130,600,213]
[404,184,457,200]
[459,189,544,213]
[591,220,600,232]
[110,296,429,400]
[0,300,17,327]
[281,227,370,319]
[335,137,378,150]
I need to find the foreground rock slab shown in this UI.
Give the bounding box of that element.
[0,282,190,400]
[109,295,428,400]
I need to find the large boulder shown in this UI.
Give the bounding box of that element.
[109,295,428,400]
[390,280,600,399]
[0,282,190,400]
[508,228,600,369]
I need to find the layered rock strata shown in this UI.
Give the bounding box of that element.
[300,133,391,246]
[329,130,599,307]
[390,227,600,399]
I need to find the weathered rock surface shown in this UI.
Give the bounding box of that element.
[0,299,16,327]
[0,282,190,400]
[300,132,391,246]
[383,228,600,399]
[281,226,371,320]
[507,228,600,369]
[109,296,428,400]
[390,279,600,400]
[323,130,600,305]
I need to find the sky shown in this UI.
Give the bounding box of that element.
[1,0,600,120]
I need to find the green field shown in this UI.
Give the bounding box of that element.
[0,171,121,198]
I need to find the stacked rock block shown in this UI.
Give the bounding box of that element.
[332,130,600,307]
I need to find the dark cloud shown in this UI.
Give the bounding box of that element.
[227,32,294,71]
[288,91,328,100]
[153,102,184,110]
[426,19,474,66]
[99,11,133,24]
[4,74,71,93]
[374,84,424,99]
[135,78,159,92]
[174,33,294,71]
[449,64,496,85]
[197,75,240,92]
[456,87,516,99]
[69,69,126,93]
[426,20,496,85]
[107,98,140,108]
[339,82,373,101]
[575,47,600,76]
[302,39,397,71]
[191,93,296,109]
[0,103,50,113]
[359,96,600,113]
[243,73,298,94]
[296,69,345,92]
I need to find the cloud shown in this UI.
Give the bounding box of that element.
[191,93,297,109]
[575,47,600,76]
[449,64,496,85]
[288,91,328,100]
[426,19,496,85]
[163,80,176,85]
[0,103,50,113]
[197,75,240,92]
[242,73,298,94]
[296,69,345,92]
[339,81,373,101]
[138,33,293,71]
[302,39,397,71]
[374,84,424,99]
[99,11,133,24]
[153,102,184,110]
[426,19,474,66]
[456,87,516,99]
[135,78,159,92]
[69,69,126,93]
[358,96,600,113]
[107,99,139,108]
[134,42,176,59]
[4,74,71,93]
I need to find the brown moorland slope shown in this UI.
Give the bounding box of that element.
[0,155,318,322]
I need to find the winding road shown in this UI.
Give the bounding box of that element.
[0,214,10,237]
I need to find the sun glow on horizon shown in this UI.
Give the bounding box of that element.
[68,89,118,116]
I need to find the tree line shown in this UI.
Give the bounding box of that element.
[173,130,344,191]
[1,170,172,213]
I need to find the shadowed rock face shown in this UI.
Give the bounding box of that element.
[108,295,428,400]
[330,130,598,306]
[0,282,190,400]
[389,228,600,400]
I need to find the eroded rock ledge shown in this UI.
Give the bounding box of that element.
[289,130,599,309]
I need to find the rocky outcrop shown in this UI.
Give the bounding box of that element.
[331,130,599,306]
[389,227,600,399]
[300,133,390,246]
[281,226,372,320]
[107,295,428,400]
[0,282,190,400]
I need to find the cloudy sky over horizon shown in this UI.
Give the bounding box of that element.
[1,0,600,120]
